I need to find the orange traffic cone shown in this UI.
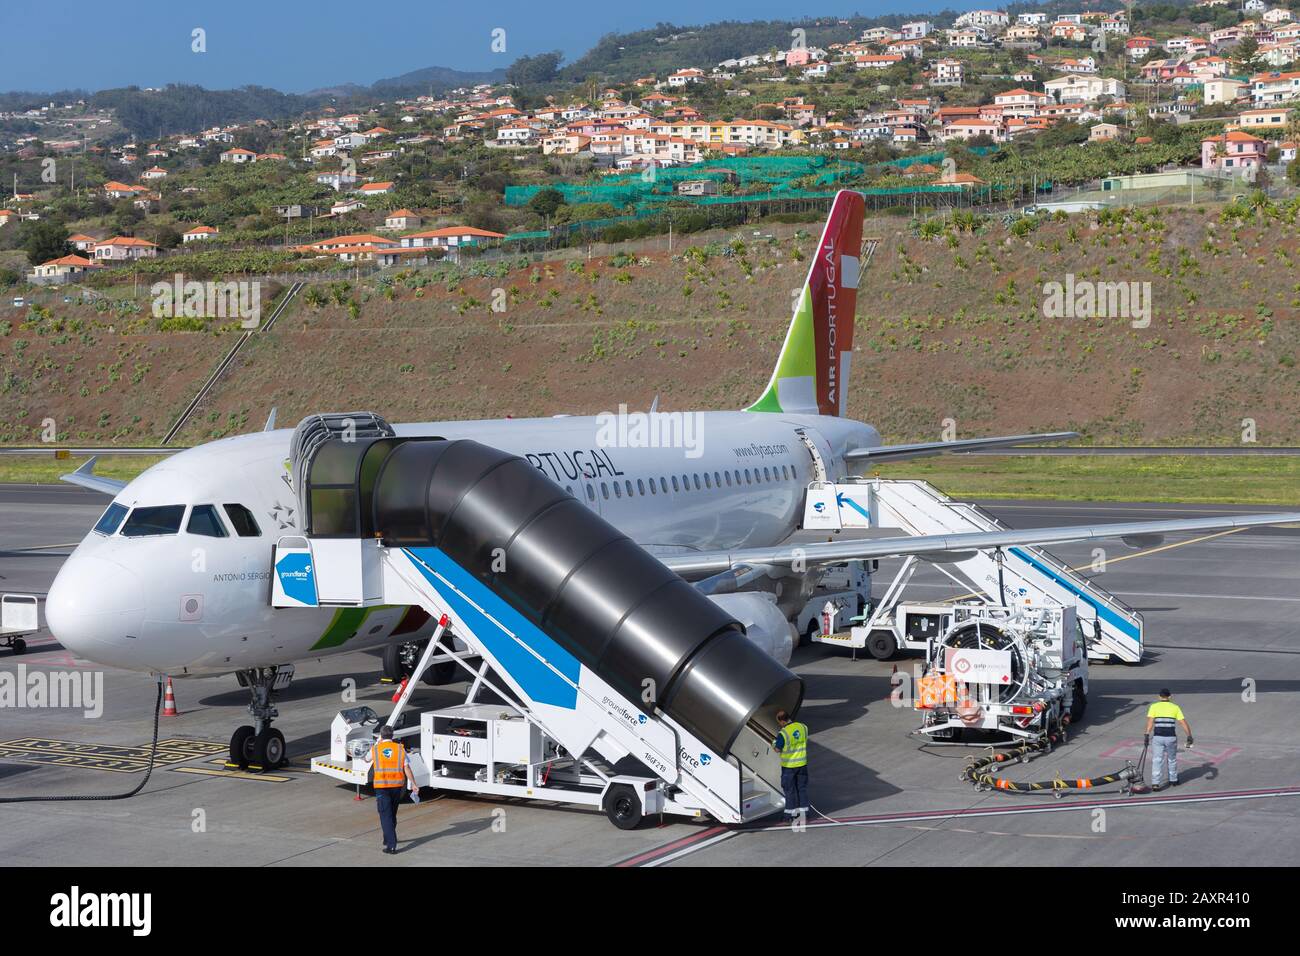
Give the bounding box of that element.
[162,677,178,717]
[391,677,408,703]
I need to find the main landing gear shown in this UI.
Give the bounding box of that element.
[228,665,294,771]
[381,636,458,686]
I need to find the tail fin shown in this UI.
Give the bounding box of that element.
[747,189,866,417]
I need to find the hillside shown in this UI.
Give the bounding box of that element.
[3,205,1300,447]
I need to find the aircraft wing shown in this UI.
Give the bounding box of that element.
[59,457,127,496]
[845,431,1079,465]
[661,511,1300,577]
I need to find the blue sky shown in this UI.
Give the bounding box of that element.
[0,1,983,93]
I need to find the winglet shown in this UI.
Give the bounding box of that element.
[264,407,278,431]
[60,455,128,496]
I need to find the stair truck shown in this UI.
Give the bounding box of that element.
[276,417,801,829]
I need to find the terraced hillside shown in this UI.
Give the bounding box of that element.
[2,205,1299,446]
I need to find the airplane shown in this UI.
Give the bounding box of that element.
[44,190,1300,769]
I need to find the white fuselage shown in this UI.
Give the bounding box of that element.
[45,411,879,675]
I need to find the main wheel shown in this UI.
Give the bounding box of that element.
[420,636,458,685]
[603,784,645,830]
[423,659,458,685]
[253,727,286,769]
[382,642,416,681]
[10,638,25,655]
[867,629,898,661]
[229,725,256,766]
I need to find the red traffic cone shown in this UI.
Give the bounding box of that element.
[391,677,408,703]
[162,677,179,717]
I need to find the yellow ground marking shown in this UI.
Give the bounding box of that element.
[171,766,292,783]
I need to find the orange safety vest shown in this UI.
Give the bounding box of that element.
[371,740,407,788]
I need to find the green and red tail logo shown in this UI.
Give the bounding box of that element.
[747,189,865,418]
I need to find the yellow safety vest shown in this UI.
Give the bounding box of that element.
[778,721,808,769]
[371,740,407,788]
[1147,700,1184,737]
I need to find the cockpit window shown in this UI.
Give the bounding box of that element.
[93,502,129,536]
[121,505,186,537]
[187,504,229,538]
[223,503,261,537]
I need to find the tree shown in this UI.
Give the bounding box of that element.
[507,51,563,87]
[527,187,565,219]
[19,218,72,267]
[1233,36,1261,74]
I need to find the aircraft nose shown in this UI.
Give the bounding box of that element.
[45,555,147,665]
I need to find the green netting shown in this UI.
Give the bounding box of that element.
[505,155,864,209]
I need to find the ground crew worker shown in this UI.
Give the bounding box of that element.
[370,724,418,853]
[773,710,809,817]
[1145,688,1193,792]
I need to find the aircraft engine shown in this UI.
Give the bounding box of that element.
[707,591,796,667]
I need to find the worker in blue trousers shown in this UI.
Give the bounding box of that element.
[1145,688,1193,792]
[370,724,419,853]
[774,710,809,817]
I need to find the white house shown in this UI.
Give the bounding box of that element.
[1045,74,1126,103]
[219,148,257,164]
[182,225,218,242]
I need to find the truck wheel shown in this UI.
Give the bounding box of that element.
[802,621,818,647]
[603,784,645,830]
[1069,681,1087,723]
[10,638,25,655]
[867,630,898,661]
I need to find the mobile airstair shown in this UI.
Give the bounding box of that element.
[273,414,795,828]
[804,478,1143,662]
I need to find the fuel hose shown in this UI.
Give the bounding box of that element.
[961,733,1144,796]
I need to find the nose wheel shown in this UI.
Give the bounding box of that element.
[228,665,293,772]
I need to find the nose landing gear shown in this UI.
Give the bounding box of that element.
[228,665,294,771]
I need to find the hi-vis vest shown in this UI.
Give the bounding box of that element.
[1148,700,1184,737]
[778,722,808,769]
[371,740,407,788]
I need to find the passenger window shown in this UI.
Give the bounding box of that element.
[704,473,712,489]
[223,503,261,537]
[745,469,752,484]
[637,479,645,496]
[614,482,622,498]
[187,504,228,537]
[121,505,185,537]
[692,474,701,490]
[601,482,609,500]
[660,477,668,494]
[93,502,129,536]
[671,476,680,493]
[586,484,596,501]
[648,479,656,495]
[625,480,633,497]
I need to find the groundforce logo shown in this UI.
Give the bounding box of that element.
[678,748,712,771]
[601,696,646,728]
